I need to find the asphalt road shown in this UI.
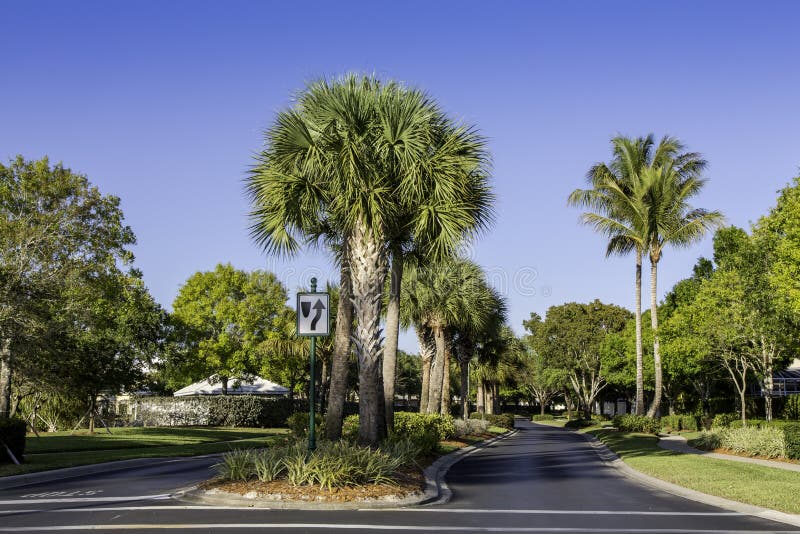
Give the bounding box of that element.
[0,420,797,533]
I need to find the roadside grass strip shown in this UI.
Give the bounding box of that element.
[588,428,800,515]
[2,431,286,477]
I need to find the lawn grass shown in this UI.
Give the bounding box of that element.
[2,427,288,477]
[587,428,800,514]
[24,427,285,454]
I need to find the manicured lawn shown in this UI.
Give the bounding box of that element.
[587,428,800,514]
[24,427,285,454]
[2,427,288,477]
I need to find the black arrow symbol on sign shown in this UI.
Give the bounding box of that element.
[310,299,325,331]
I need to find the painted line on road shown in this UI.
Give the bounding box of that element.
[0,525,795,533]
[0,494,171,504]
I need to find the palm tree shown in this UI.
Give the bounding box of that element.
[247,75,492,446]
[639,158,724,416]
[568,134,716,416]
[400,257,498,415]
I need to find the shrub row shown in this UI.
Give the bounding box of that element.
[133,396,310,427]
[612,414,660,434]
[0,418,26,464]
[530,414,555,421]
[341,412,456,455]
[215,440,416,489]
[660,414,699,433]
[469,412,515,429]
[693,424,800,460]
[453,418,489,437]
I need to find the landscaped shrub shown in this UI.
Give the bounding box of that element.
[660,414,699,433]
[393,412,451,454]
[531,414,555,421]
[469,412,515,429]
[0,418,26,463]
[782,424,800,460]
[711,412,738,429]
[453,418,489,437]
[341,414,360,442]
[783,395,800,420]
[612,414,659,434]
[692,430,722,451]
[133,396,310,428]
[720,426,786,458]
[215,441,406,489]
[285,412,324,438]
[564,418,593,429]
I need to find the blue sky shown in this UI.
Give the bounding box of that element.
[2,1,799,352]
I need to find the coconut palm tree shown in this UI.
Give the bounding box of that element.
[639,159,724,416]
[247,75,492,445]
[568,135,715,416]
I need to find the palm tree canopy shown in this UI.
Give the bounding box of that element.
[247,74,494,260]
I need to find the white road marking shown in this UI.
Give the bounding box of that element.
[0,494,171,504]
[0,525,794,533]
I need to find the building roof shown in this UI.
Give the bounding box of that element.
[173,376,289,397]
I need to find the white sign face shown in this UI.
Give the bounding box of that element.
[296,292,330,337]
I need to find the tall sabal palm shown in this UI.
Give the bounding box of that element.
[400,257,497,415]
[639,159,723,416]
[247,75,492,446]
[568,134,716,416]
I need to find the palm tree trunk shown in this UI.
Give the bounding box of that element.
[427,324,446,415]
[418,329,432,413]
[476,381,485,414]
[349,222,388,446]
[440,346,451,416]
[325,243,354,441]
[647,260,662,418]
[0,339,11,419]
[634,249,645,415]
[382,246,403,431]
[460,360,469,420]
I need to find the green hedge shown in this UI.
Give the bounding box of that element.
[711,412,739,429]
[341,412,454,455]
[285,412,324,438]
[783,424,800,460]
[660,414,699,432]
[531,414,555,421]
[469,412,515,429]
[612,414,659,434]
[134,396,309,427]
[0,418,26,463]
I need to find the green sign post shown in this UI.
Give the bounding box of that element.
[296,277,329,453]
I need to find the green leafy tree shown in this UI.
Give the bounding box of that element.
[247,75,493,446]
[0,156,136,418]
[536,300,631,419]
[169,264,288,394]
[522,313,568,415]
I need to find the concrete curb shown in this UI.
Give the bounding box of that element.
[531,422,800,529]
[179,429,518,510]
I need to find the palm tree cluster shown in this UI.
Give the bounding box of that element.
[247,74,501,446]
[569,134,723,417]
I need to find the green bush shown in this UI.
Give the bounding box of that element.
[285,412,324,438]
[692,430,722,450]
[531,414,555,421]
[711,412,738,429]
[660,414,699,433]
[0,418,26,463]
[341,414,360,442]
[783,395,800,420]
[214,448,255,480]
[393,412,451,454]
[469,412,515,429]
[612,414,659,434]
[783,424,800,460]
[720,426,786,458]
[453,418,489,437]
[134,396,310,427]
[564,418,593,429]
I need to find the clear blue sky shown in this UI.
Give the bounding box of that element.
[2,1,799,352]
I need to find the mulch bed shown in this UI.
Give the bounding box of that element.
[200,467,425,502]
